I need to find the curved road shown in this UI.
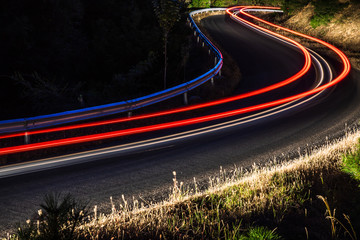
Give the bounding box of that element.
[1,14,359,234]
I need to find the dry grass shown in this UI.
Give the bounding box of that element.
[283,2,360,70]
[285,3,360,51]
[56,129,360,239]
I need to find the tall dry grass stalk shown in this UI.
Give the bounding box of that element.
[318,195,358,240]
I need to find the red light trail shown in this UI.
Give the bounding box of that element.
[0,8,311,141]
[0,6,350,156]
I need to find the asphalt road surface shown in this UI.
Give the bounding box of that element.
[0,14,359,235]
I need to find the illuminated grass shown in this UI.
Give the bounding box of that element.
[12,129,354,239]
[342,139,360,185]
[8,129,360,239]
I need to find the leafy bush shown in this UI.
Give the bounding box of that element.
[189,0,308,8]
[310,0,348,28]
[241,226,281,240]
[342,139,360,185]
[189,0,210,8]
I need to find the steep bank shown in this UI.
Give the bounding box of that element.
[282,2,360,69]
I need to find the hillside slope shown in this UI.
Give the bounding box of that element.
[283,2,360,69]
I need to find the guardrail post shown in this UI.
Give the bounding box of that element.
[128,112,132,118]
[215,56,221,76]
[25,132,30,144]
[194,31,196,36]
[202,42,204,47]
[197,36,199,43]
[184,92,188,105]
[211,77,214,85]
[23,121,30,144]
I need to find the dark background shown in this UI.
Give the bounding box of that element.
[0,0,199,119]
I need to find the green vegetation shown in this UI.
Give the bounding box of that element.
[8,132,360,239]
[342,139,360,186]
[189,0,211,8]
[243,226,281,240]
[189,0,305,8]
[189,0,356,27]
[310,0,349,28]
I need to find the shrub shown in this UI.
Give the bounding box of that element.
[16,193,88,240]
[342,139,360,185]
[241,226,281,240]
[310,0,349,28]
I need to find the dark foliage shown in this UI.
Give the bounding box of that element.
[310,0,349,28]
[17,193,88,240]
[0,0,192,119]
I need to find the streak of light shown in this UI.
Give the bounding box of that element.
[0,8,311,140]
[0,6,350,156]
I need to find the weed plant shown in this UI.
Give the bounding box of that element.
[310,0,349,28]
[342,139,360,184]
[15,193,88,240]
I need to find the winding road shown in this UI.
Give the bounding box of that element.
[0,11,359,235]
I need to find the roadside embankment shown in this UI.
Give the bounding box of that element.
[7,129,360,239]
[277,2,360,69]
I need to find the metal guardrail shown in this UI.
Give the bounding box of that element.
[0,8,224,134]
